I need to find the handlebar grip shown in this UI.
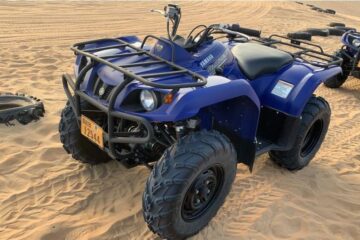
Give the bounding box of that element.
[228,24,261,37]
[238,27,261,37]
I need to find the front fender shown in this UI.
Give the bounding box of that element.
[122,76,261,170]
[168,76,260,170]
[166,76,260,121]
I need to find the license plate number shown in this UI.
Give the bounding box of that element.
[81,115,104,149]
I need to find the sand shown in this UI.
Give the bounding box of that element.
[0,1,359,240]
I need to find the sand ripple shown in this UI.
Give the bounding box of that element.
[0,1,359,239]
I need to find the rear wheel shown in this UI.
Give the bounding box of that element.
[59,100,111,164]
[269,96,330,170]
[324,51,351,88]
[324,74,348,88]
[143,130,237,239]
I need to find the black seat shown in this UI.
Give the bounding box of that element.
[231,43,293,80]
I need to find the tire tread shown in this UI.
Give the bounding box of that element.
[59,101,110,164]
[143,130,236,239]
[269,96,330,170]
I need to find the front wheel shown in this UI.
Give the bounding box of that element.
[269,96,331,170]
[143,130,237,239]
[59,100,111,164]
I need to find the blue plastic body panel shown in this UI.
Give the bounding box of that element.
[74,36,342,143]
[250,62,341,116]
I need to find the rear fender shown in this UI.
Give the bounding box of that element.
[260,64,341,116]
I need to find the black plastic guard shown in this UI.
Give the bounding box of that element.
[214,123,256,172]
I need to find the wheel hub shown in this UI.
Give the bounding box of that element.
[182,166,224,221]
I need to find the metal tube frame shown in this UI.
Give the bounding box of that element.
[63,74,154,160]
[72,37,207,89]
[63,36,207,160]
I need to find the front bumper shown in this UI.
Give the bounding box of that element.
[62,73,154,159]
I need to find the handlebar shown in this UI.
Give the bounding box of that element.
[152,4,181,41]
[212,24,251,41]
[226,24,261,37]
[185,23,258,50]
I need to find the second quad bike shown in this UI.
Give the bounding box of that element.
[59,4,342,239]
[325,30,360,88]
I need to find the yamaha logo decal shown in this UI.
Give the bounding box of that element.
[200,54,214,68]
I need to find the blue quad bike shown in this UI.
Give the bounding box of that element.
[324,30,360,88]
[59,5,342,239]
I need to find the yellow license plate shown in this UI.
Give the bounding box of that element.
[81,115,104,149]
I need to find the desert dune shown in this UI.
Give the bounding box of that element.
[0,1,359,240]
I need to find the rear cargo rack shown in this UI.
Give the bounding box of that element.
[252,35,343,68]
[63,37,207,161]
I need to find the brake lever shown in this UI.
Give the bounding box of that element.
[150,9,165,16]
[214,26,251,41]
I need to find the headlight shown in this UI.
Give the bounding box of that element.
[140,90,158,111]
[353,39,360,48]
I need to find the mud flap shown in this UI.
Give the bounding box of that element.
[214,123,256,172]
[236,138,256,172]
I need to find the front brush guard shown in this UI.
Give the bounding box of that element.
[62,74,154,160]
[63,37,207,160]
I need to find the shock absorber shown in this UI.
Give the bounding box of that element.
[175,118,200,139]
[175,124,185,139]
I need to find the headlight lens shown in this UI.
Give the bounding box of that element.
[353,39,360,48]
[140,90,158,111]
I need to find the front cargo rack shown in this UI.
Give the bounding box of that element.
[72,36,207,89]
[252,34,343,68]
[63,36,207,161]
